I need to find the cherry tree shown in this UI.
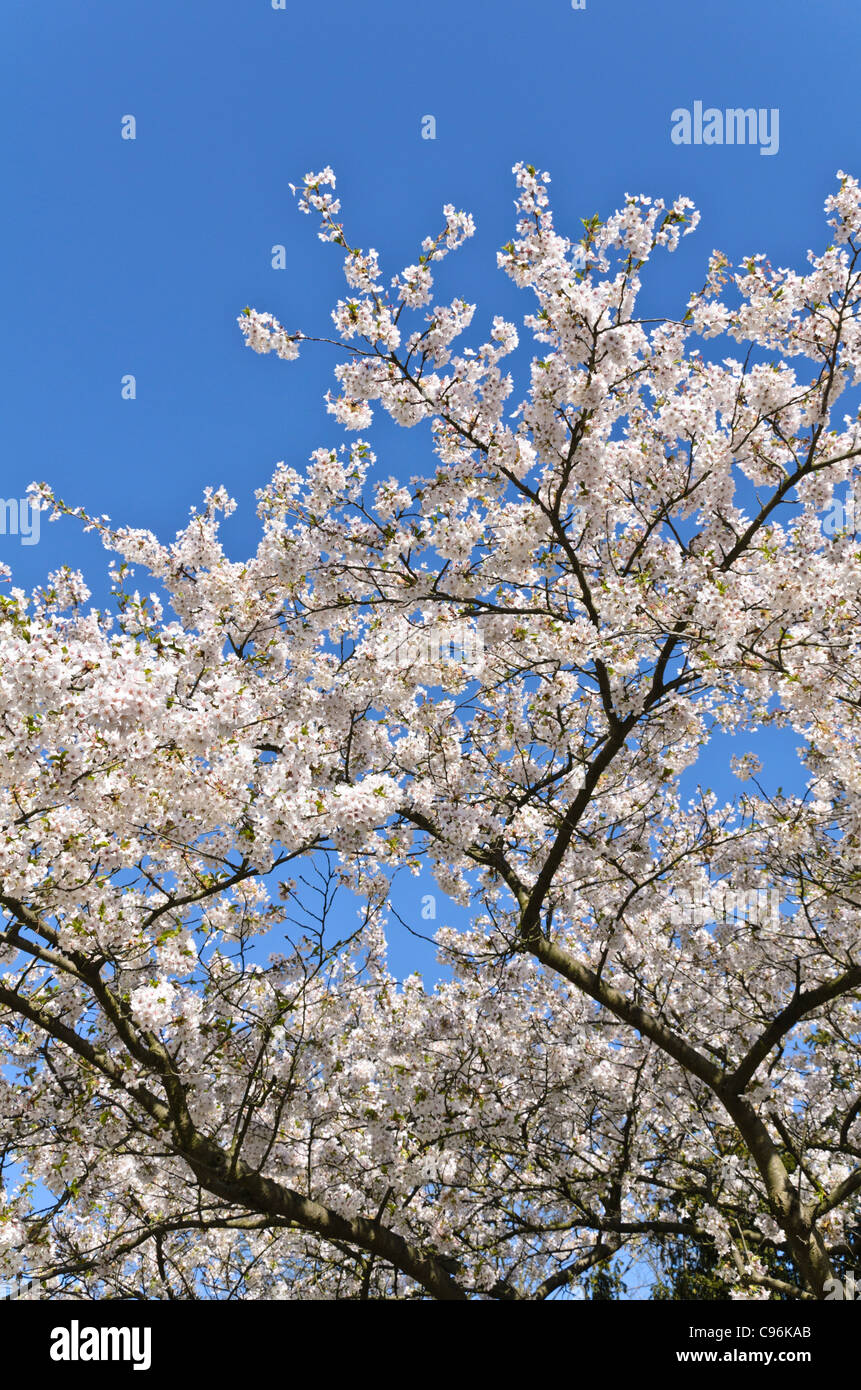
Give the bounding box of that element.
[4,163,861,1300]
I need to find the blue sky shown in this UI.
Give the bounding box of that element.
[3,0,858,577]
[1,0,858,975]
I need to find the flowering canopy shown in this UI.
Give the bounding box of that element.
[4,164,861,1299]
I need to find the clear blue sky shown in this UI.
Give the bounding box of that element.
[1,0,856,972]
